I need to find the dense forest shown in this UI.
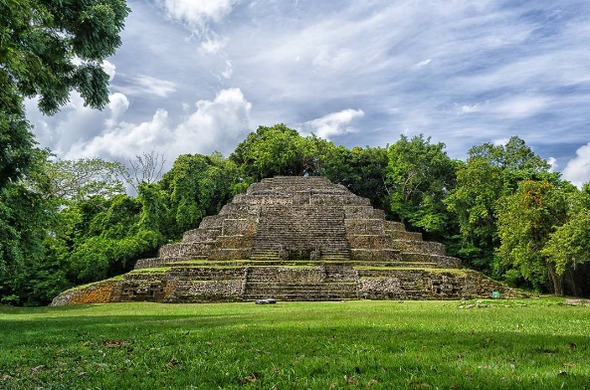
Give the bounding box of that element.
[2,124,590,305]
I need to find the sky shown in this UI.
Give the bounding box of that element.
[26,0,590,186]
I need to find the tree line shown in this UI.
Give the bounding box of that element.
[1,124,589,305]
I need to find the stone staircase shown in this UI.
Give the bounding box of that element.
[241,266,359,301]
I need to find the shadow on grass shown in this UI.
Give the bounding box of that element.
[0,302,589,389]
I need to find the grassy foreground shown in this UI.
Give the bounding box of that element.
[0,299,588,389]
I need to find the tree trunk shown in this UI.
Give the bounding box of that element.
[547,262,564,296]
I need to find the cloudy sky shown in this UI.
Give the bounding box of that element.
[27,0,590,185]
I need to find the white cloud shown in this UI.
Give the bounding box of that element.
[199,36,228,54]
[459,104,480,114]
[563,142,590,187]
[102,60,117,81]
[415,59,432,68]
[492,96,549,119]
[220,60,233,79]
[303,109,365,139]
[134,75,177,97]
[547,157,558,172]
[169,87,251,155]
[492,138,510,146]
[156,0,238,29]
[113,74,177,98]
[65,88,252,162]
[26,1,590,178]
[106,93,130,127]
[67,109,171,160]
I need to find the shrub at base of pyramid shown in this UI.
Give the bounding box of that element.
[51,177,518,305]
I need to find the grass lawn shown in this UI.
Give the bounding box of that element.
[0,298,588,389]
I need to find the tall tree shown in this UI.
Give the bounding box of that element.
[386,135,457,236]
[230,124,313,182]
[319,144,390,213]
[542,184,590,295]
[496,180,572,294]
[0,1,130,304]
[41,158,126,205]
[1,0,130,186]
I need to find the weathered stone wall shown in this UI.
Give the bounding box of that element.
[52,266,520,305]
[50,279,123,306]
[358,269,518,300]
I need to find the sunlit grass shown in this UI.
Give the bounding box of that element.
[1,298,588,389]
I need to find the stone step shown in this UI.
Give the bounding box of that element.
[158,242,214,259]
[383,221,406,232]
[347,234,393,249]
[401,253,462,268]
[350,248,400,261]
[182,228,220,242]
[392,240,446,256]
[243,282,358,301]
[388,230,423,241]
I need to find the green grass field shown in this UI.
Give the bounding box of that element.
[0,298,588,389]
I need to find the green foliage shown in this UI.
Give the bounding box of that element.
[446,136,558,276]
[0,0,130,304]
[468,136,550,173]
[497,180,571,294]
[445,158,504,271]
[543,209,590,275]
[42,158,126,204]
[58,195,162,284]
[0,181,62,305]
[1,0,130,190]
[0,109,35,188]
[386,135,457,236]
[320,144,391,213]
[1,0,130,115]
[159,153,243,237]
[541,186,590,294]
[230,124,315,181]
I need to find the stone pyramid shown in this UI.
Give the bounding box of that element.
[52,176,515,305]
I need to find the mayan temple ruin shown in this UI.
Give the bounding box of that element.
[52,176,514,305]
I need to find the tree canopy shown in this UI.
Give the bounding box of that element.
[1,0,130,187]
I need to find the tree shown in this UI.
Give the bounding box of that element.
[542,184,590,296]
[230,124,313,181]
[41,158,126,205]
[1,1,130,303]
[319,144,390,213]
[1,0,130,187]
[1,0,130,115]
[386,135,457,236]
[123,150,167,193]
[445,158,503,272]
[0,149,63,305]
[496,180,571,294]
[159,153,243,237]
